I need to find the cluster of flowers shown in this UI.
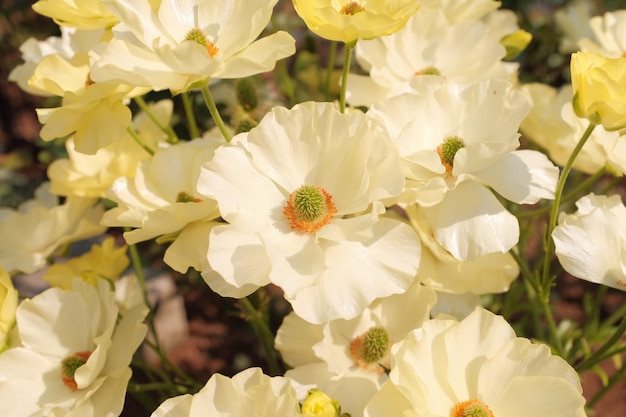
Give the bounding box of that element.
[1,0,626,416]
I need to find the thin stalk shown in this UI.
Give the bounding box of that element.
[181,91,200,138]
[576,317,626,372]
[200,82,232,142]
[541,122,597,288]
[588,361,626,408]
[324,41,338,101]
[127,382,187,393]
[134,96,178,143]
[339,41,356,113]
[127,126,154,156]
[239,297,280,375]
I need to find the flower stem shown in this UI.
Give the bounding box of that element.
[126,126,154,156]
[339,41,356,114]
[181,91,200,138]
[239,296,280,375]
[324,41,338,101]
[200,81,232,142]
[576,317,626,372]
[134,96,178,144]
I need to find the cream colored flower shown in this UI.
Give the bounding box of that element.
[553,193,626,291]
[32,0,118,29]
[292,0,420,44]
[0,183,106,274]
[151,367,301,417]
[43,237,129,290]
[571,51,626,131]
[91,0,295,93]
[364,308,587,417]
[0,266,18,352]
[0,279,147,417]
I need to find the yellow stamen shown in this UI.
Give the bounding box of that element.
[340,2,365,15]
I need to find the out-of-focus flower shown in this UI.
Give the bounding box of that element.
[364,308,587,417]
[0,266,18,352]
[198,101,421,323]
[91,0,295,92]
[521,83,626,175]
[368,77,558,260]
[0,279,147,417]
[0,183,106,274]
[276,282,436,416]
[292,0,420,44]
[553,193,626,291]
[150,367,301,417]
[47,99,173,198]
[32,0,118,30]
[576,10,626,57]
[571,51,626,131]
[43,237,129,289]
[555,0,596,53]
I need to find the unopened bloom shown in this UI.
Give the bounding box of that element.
[364,308,587,417]
[198,101,421,323]
[553,193,626,291]
[292,0,420,44]
[571,51,626,131]
[151,367,301,417]
[91,0,295,92]
[301,389,341,417]
[0,279,147,417]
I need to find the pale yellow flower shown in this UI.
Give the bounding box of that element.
[43,237,130,289]
[292,0,420,44]
[0,266,18,352]
[301,389,341,417]
[571,51,626,131]
[32,0,118,30]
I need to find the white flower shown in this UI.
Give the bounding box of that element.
[276,283,436,416]
[553,193,626,291]
[0,183,106,274]
[91,0,295,92]
[348,5,513,106]
[578,10,626,57]
[555,0,596,53]
[364,308,587,417]
[102,138,221,273]
[151,367,301,417]
[520,83,626,175]
[198,101,421,323]
[0,266,18,352]
[368,77,558,260]
[0,279,147,417]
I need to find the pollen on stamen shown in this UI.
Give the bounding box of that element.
[340,1,365,15]
[283,185,336,233]
[61,351,92,391]
[183,28,219,58]
[349,326,391,373]
[450,399,495,417]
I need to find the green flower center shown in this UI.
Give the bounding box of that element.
[437,136,465,174]
[283,185,337,233]
[176,191,202,203]
[340,1,365,15]
[183,28,219,57]
[416,66,441,76]
[451,399,494,417]
[61,351,92,391]
[349,326,391,372]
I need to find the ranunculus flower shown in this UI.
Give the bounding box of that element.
[0,266,18,352]
[0,279,147,417]
[553,193,626,291]
[150,367,301,417]
[32,0,118,30]
[364,308,587,417]
[198,101,421,323]
[292,0,421,44]
[571,51,626,131]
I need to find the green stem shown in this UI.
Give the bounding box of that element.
[127,382,188,393]
[200,82,233,142]
[127,126,154,156]
[239,297,279,375]
[339,41,356,114]
[541,122,597,288]
[134,96,178,144]
[576,317,626,372]
[181,91,200,138]
[588,360,626,408]
[324,41,338,101]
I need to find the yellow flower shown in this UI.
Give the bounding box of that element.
[301,389,341,417]
[292,0,420,44]
[0,266,18,351]
[32,0,118,29]
[571,51,626,131]
[43,237,130,289]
